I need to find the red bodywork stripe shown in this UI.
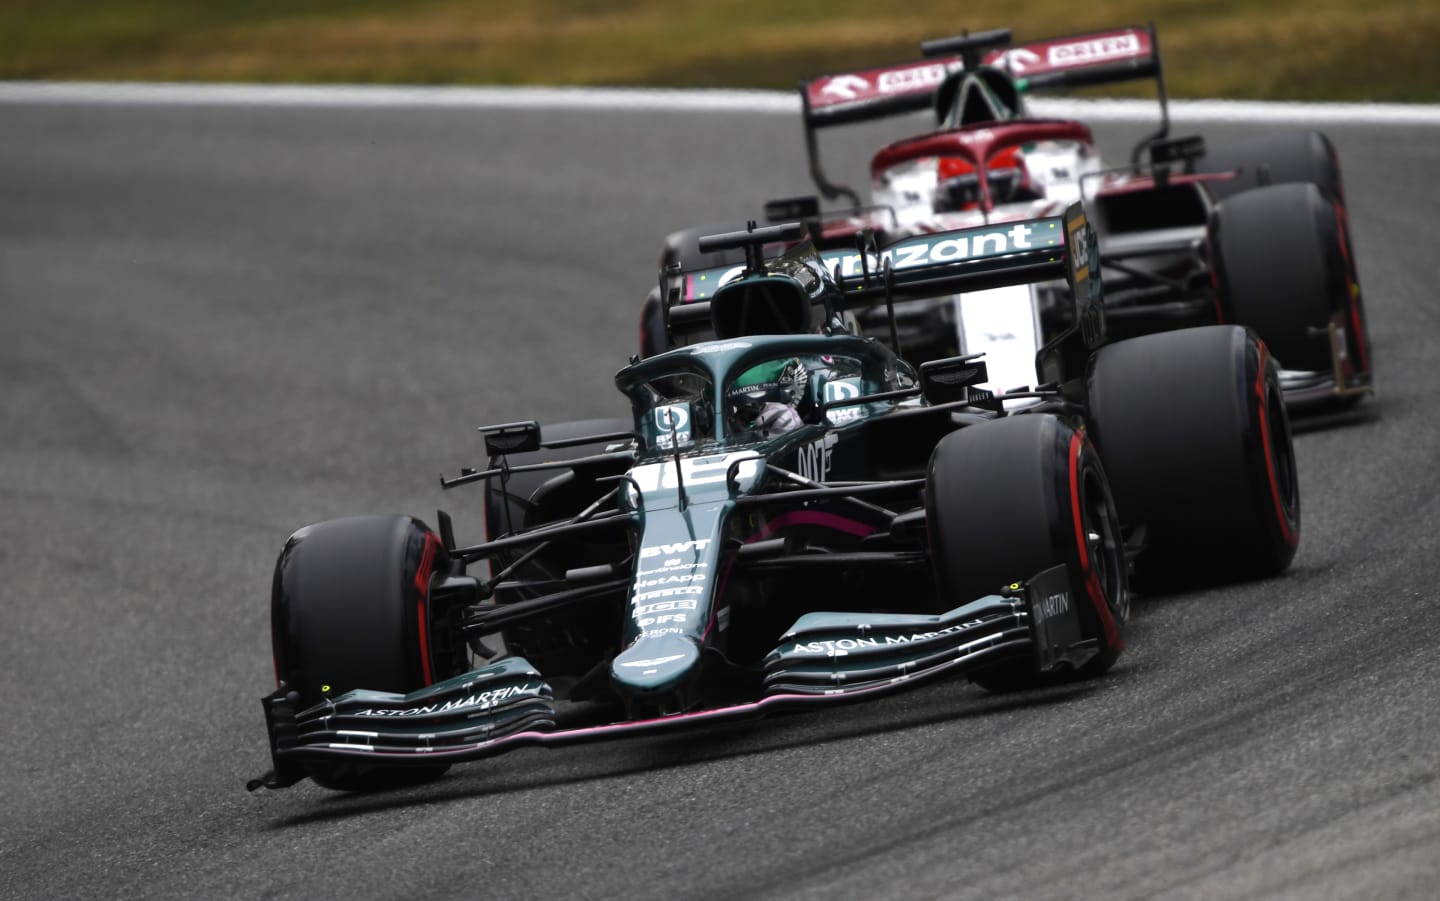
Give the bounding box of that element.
[1069,429,1120,650]
[871,120,1094,177]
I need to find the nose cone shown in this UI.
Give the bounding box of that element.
[611,633,703,704]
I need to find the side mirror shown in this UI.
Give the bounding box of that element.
[919,354,990,405]
[481,421,541,457]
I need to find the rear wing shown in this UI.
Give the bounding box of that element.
[804,56,965,130]
[666,203,1105,384]
[977,26,1159,92]
[800,23,1169,203]
[802,28,1012,130]
[674,207,1084,302]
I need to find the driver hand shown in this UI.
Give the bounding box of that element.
[754,402,803,435]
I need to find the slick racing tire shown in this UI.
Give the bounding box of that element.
[1087,325,1299,587]
[661,222,751,272]
[640,286,668,358]
[1194,129,1344,204]
[1211,182,1350,373]
[271,514,465,791]
[926,414,1129,692]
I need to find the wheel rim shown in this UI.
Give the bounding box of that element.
[1265,378,1300,523]
[1079,463,1128,623]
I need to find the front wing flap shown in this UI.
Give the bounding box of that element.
[250,657,555,789]
[764,564,1093,695]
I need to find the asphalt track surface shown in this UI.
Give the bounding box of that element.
[2,95,1438,900]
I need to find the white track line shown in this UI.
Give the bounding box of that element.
[2,81,1438,125]
[0,82,797,112]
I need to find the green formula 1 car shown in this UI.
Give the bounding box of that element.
[251,204,1297,792]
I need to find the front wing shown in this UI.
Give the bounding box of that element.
[249,566,1093,790]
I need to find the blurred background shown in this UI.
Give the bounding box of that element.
[2,0,1437,101]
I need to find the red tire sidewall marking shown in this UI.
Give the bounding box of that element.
[1068,428,1120,650]
[414,530,442,686]
[1253,344,1297,550]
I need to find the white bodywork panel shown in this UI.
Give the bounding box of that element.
[954,284,1043,404]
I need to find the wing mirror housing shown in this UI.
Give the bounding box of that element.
[482,420,542,457]
[919,354,990,405]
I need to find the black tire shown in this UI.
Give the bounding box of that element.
[639,286,668,359]
[1087,325,1299,587]
[270,514,464,791]
[661,223,750,271]
[926,414,1129,691]
[1195,129,1343,204]
[1212,182,1348,373]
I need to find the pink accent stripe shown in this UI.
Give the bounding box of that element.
[744,509,876,543]
[702,556,738,642]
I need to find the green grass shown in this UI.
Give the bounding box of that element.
[1,0,1436,101]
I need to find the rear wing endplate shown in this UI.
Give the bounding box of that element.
[980,25,1158,92]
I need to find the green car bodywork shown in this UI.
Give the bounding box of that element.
[611,332,912,704]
